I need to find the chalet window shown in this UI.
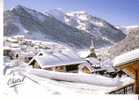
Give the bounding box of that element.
[55,66,65,72]
[43,67,53,71]
[66,64,78,72]
[39,53,43,56]
[16,54,19,58]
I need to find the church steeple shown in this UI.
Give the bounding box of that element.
[87,39,97,58]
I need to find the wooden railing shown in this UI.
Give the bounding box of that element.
[109,83,134,94]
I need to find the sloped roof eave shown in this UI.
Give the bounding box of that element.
[113,48,139,67]
[41,60,86,69]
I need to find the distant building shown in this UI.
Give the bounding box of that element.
[12,35,25,42]
[21,52,36,63]
[79,57,106,74]
[4,46,21,59]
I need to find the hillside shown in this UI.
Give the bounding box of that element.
[4,5,92,49]
[48,9,126,48]
[109,27,139,58]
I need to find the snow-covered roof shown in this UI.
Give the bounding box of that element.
[101,59,115,72]
[29,51,85,68]
[21,51,35,57]
[86,57,99,64]
[4,46,21,51]
[77,50,91,58]
[13,35,25,39]
[113,48,139,67]
[9,43,20,48]
[6,37,18,43]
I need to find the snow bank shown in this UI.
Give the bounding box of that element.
[2,65,134,95]
[28,68,122,87]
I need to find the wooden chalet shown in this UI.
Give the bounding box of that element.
[28,51,86,72]
[113,48,139,94]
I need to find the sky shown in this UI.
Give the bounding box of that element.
[4,0,139,26]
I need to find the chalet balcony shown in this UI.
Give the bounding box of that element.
[109,83,134,94]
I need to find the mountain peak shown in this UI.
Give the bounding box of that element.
[66,11,88,16]
[13,5,27,10]
[11,5,32,13]
[47,8,65,15]
[12,5,37,13]
[52,8,64,12]
[70,11,87,14]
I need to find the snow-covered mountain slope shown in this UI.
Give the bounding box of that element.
[46,8,65,23]
[4,5,92,49]
[115,26,128,34]
[48,9,126,48]
[109,27,139,58]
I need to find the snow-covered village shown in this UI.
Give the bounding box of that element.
[3,34,137,95]
[2,0,139,96]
